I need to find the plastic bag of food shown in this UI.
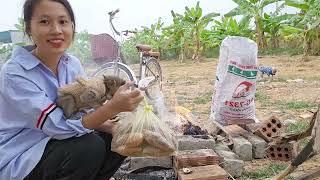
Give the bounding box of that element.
[111,98,177,157]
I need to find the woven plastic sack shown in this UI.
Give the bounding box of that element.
[111,98,177,157]
[210,36,258,125]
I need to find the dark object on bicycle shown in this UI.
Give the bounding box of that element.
[136,44,152,51]
[143,51,160,59]
[90,33,120,65]
[136,44,160,59]
[57,75,125,118]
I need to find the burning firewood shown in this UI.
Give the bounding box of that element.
[182,121,208,135]
[175,106,208,135]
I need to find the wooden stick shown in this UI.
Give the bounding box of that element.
[274,111,317,144]
[273,138,315,180]
[273,105,320,180]
[295,166,320,180]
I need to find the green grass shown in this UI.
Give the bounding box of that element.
[255,91,272,107]
[193,91,212,104]
[275,100,317,110]
[203,47,220,58]
[286,120,310,134]
[272,77,288,82]
[286,120,312,148]
[259,47,303,56]
[243,163,287,180]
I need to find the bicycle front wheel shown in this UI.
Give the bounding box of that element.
[92,62,136,83]
[144,57,162,100]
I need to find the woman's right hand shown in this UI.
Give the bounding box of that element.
[82,81,143,129]
[108,81,144,113]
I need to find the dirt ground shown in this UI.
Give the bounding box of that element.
[159,55,320,179]
[85,55,320,179]
[160,55,320,124]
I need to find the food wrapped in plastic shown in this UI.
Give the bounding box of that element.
[111,98,177,157]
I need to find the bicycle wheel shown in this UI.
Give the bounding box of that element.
[92,62,136,83]
[144,57,162,100]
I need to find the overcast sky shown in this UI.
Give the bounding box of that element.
[0,0,297,35]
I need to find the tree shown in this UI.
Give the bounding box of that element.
[0,43,13,63]
[284,0,320,57]
[263,5,294,48]
[225,0,284,50]
[14,17,25,32]
[138,18,165,54]
[183,1,220,62]
[162,10,190,61]
[68,31,92,64]
[205,16,253,48]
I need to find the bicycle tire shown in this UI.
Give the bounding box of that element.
[144,57,163,100]
[92,62,136,83]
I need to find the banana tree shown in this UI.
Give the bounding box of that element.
[204,16,253,48]
[0,43,13,62]
[183,1,220,62]
[261,2,294,48]
[121,19,166,62]
[68,31,92,64]
[285,0,320,56]
[225,0,284,50]
[263,13,294,48]
[162,11,191,61]
[138,18,165,53]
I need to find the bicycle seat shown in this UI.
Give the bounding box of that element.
[136,44,151,52]
[143,51,160,58]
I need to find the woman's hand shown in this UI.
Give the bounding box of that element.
[82,81,143,130]
[95,120,115,134]
[108,81,144,113]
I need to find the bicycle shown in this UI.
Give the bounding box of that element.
[91,9,163,100]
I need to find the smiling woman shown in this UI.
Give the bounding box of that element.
[24,0,75,75]
[0,0,144,180]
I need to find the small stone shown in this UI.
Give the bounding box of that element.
[182,168,192,174]
[283,119,297,125]
[299,113,313,120]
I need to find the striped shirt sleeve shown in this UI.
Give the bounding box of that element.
[36,103,57,129]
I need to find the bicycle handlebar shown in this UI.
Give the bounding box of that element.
[122,30,137,36]
[108,9,137,37]
[108,8,119,17]
[108,9,121,36]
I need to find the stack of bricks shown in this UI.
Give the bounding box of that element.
[223,124,268,160]
[249,116,299,161]
[211,115,298,163]
[176,134,243,178]
[173,149,220,171]
[173,149,228,180]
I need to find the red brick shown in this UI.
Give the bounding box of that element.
[267,141,298,161]
[255,116,283,142]
[174,149,220,170]
[178,165,228,180]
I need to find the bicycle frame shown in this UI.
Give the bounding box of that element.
[103,9,161,93]
[138,52,158,81]
[107,10,138,81]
